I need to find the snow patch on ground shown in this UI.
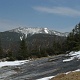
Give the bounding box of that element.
[63,57,74,62]
[63,51,80,62]
[36,76,54,80]
[73,69,80,72]
[65,69,80,74]
[0,60,29,68]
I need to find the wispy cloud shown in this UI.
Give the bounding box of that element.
[33,6,80,17]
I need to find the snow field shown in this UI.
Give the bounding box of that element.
[0,60,29,68]
[63,51,80,62]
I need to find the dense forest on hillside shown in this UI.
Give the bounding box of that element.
[0,23,80,60]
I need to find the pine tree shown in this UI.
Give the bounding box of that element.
[66,23,80,51]
[53,41,62,55]
[0,39,4,58]
[17,39,29,60]
[7,49,15,61]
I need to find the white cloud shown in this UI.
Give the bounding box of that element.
[33,6,80,17]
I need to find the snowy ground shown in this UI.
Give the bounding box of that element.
[37,51,80,80]
[63,51,80,62]
[36,76,54,80]
[0,51,80,80]
[0,60,29,68]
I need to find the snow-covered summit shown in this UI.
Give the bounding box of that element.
[9,27,69,38]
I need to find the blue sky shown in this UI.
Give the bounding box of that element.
[0,0,80,32]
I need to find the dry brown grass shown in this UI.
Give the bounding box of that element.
[50,71,80,80]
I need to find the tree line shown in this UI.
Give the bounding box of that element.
[0,39,65,60]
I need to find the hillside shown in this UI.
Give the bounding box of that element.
[0,27,68,47]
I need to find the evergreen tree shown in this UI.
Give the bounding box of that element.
[0,39,4,58]
[17,39,29,60]
[52,41,62,55]
[7,49,15,61]
[66,23,80,51]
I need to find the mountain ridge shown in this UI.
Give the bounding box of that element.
[8,27,69,38]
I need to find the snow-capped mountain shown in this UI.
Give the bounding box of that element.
[0,27,67,52]
[9,27,69,38]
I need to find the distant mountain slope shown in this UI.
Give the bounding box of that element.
[0,27,68,52]
[0,31,22,50]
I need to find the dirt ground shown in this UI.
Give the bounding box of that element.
[50,71,80,80]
